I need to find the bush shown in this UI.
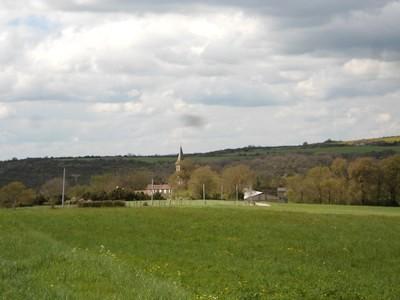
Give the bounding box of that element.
[68,197,79,205]
[153,192,165,200]
[33,194,47,206]
[80,190,151,201]
[77,200,126,208]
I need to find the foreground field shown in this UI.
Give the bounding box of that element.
[1,204,400,299]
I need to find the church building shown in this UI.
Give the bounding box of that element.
[140,147,183,196]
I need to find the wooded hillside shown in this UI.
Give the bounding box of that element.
[1,136,399,190]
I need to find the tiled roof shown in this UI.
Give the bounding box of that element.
[145,184,171,190]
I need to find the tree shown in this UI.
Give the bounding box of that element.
[303,166,333,203]
[287,166,349,204]
[331,158,348,179]
[179,159,196,182]
[169,159,196,193]
[188,166,220,199]
[287,175,307,203]
[221,164,255,199]
[119,170,152,191]
[69,185,91,199]
[168,172,182,192]
[381,155,400,206]
[90,174,119,194]
[287,155,400,206]
[348,158,381,205]
[0,182,36,208]
[41,178,65,207]
[322,176,350,204]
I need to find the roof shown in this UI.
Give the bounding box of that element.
[244,190,264,200]
[145,184,171,190]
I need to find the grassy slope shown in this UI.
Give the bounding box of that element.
[344,136,400,145]
[1,204,400,299]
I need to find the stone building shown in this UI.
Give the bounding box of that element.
[142,184,172,196]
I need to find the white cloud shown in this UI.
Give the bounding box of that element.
[91,103,121,113]
[376,113,392,123]
[343,59,381,76]
[296,78,322,98]
[0,103,11,119]
[90,101,146,114]
[343,59,400,79]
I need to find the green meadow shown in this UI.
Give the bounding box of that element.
[1,203,400,299]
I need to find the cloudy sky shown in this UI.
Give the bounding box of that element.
[0,0,399,159]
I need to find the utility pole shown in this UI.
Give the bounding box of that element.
[62,168,66,208]
[220,185,224,200]
[203,184,206,205]
[235,184,238,206]
[70,174,80,185]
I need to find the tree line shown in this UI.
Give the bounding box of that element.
[0,162,257,207]
[1,154,399,208]
[287,155,400,206]
[0,170,158,208]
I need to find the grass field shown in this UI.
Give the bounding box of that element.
[1,203,400,299]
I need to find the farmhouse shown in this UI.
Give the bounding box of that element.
[142,184,172,196]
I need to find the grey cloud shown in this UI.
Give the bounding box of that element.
[176,77,292,107]
[0,1,399,159]
[326,79,400,100]
[276,2,400,58]
[181,114,206,128]
[189,91,280,107]
[10,0,392,19]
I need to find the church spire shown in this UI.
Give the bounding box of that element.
[177,146,183,162]
[175,146,184,172]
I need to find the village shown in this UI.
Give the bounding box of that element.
[136,147,288,204]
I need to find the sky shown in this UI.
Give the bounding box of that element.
[0,0,399,159]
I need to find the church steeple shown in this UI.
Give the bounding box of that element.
[175,146,184,172]
[177,146,183,162]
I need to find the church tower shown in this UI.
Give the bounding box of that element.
[175,146,184,172]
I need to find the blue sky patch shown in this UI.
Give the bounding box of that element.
[8,15,55,31]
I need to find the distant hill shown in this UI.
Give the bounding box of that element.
[201,135,400,157]
[0,136,399,189]
[343,136,400,146]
